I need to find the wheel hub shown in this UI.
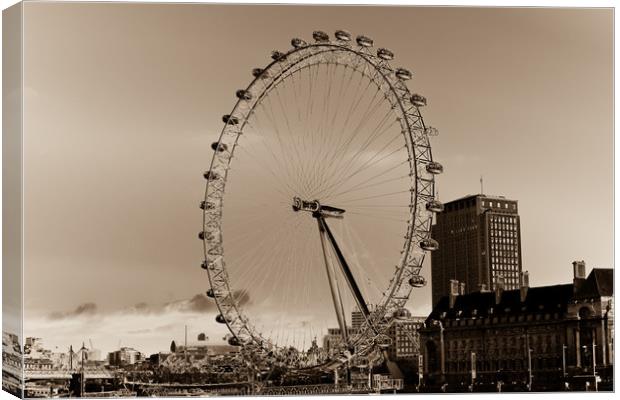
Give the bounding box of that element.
[292,197,345,218]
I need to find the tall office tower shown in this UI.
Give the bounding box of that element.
[430,194,523,306]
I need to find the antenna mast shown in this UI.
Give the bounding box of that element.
[184,325,188,363]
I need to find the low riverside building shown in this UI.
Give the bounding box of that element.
[108,347,143,366]
[386,309,425,361]
[420,262,613,392]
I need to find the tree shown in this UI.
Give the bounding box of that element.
[170,340,177,353]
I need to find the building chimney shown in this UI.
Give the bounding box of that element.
[449,279,459,308]
[572,260,586,293]
[519,271,529,303]
[573,260,586,279]
[494,276,504,305]
[459,282,466,296]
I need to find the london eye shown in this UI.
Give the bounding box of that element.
[199,30,442,372]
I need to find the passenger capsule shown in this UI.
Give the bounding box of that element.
[206,288,215,298]
[198,231,207,240]
[334,30,352,41]
[252,68,266,78]
[395,68,412,81]
[425,126,439,136]
[211,142,228,152]
[200,201,216,210]
[201,261,209,270]
[356,35,374,47]
[312,31,329,42]
[375,335,392,348]
[409,275,427,288]
[228,336,241,346]
[377,48,394,60]
[291,38,307,48]
[426,199,444,213]
[426,161,444,175]
[203,170,220,180]
[222,114,239,125]
[236,90,252,100]
[215,314,230,324]
[419,238,439,251]
[393,308,412,319]
[410,94,427,107]
[271,50,287,61]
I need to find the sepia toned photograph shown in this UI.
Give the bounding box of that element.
[2,1,614,397]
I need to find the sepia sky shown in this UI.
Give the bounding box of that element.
[21,3,612,355]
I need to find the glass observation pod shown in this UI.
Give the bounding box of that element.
[228,337,242,346]
[252,68,269,79]
[409,275,427,288]
[425,161,444,175]
[420,238,439,251]
[425,126,439,136]
[356,35,374,47]
[393,308,412,319]
[426,199,445,213]
[216,314,230,324]
[312,30,329,42]
[410,94,427,107]
[222,114,239,125]
[200,201,216,210]
[211,142,228,152]
[375,334,392,349]
[377,48,394,60]
[271,50,287,61]
[291,38,307,48]
[236,89,252,100]
[395,68,412,81]
[335,30,352,41]
[203,170,221,180]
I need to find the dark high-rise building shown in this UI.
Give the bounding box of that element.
[430,194,523,306]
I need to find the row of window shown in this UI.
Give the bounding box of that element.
[491,230,518,239]
[491,257,519,265]
[441,312,561,327]
[490,215,518,224]
[483,201,517,211]
[447,332,563,351]
[445,356,559,373]
[491,248,519,256]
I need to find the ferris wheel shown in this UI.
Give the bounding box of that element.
[199,30,443,370]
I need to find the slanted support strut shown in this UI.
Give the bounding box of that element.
[317,215,371,318]
[317,217,349,343]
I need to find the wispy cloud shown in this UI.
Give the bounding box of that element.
[47,291,251,320]
[48,302,98,320]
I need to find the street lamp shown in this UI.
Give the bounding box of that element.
[562,344,567,377]
[581,343,598,392]
[470,351,476,392]
[527,348,533,391]
[593,342,598,392]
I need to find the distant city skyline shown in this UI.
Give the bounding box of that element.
[16,3,612,356]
